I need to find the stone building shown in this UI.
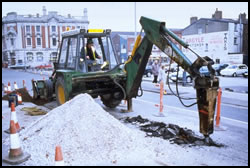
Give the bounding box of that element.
[2,6,89,67]
[182,8,248,64]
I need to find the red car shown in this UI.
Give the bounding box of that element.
[35,64,53,70]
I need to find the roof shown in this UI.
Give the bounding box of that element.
[2,12,89,24]
[183,17,247,31]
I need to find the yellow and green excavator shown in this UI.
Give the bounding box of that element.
[32,16,219,140]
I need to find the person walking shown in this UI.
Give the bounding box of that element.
[152,60,160,84]
[158,65,167,94]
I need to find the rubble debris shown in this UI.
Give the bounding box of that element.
[2,88,50,106]
[123,115,225,147]
[21,107,48,116]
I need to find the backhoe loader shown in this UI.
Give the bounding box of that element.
[32,16,219,139]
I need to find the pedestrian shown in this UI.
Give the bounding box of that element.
[158,65,167,94]
[152,60,160,84]
[158,65,166,84]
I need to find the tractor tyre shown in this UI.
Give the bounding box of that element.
[55,77,68,105]
[44,79,54,101]
[100,93,122,109]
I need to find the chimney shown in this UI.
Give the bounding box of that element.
[36,13,39,17]
[212,8,222,19]
[83,8,88,20]
[239,13,246,24]
[43,6,47,16]
[190,17,198,24]
[68,14,71,18]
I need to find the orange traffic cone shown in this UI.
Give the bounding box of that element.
[55,145,64,166]
[23,80,27,91]
[14,82,19,90]
[5,103,21,134]
[7,82,12,94]
[17,92,23,105]
[4,85,8,94]
[3,120,31,165]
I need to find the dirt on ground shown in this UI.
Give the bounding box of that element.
[2,88,50,106]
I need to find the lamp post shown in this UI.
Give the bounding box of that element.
[134,2,137,42]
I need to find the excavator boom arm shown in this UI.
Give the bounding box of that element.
[125,16,219,137]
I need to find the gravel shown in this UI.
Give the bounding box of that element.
[16,94,157,166]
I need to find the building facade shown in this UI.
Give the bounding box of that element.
[181,9,248,65]
[111,29,182,64]
[2,6,89,67]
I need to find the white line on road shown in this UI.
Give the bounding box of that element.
[135,98,248,125]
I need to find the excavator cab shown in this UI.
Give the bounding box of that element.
[54,29,119,73]
[32,28,126,106]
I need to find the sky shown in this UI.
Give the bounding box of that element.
[2,2,248,32]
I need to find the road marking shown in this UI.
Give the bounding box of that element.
[135,98,248,125]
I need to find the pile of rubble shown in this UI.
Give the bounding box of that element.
[123,115,225,147]
[2,88,50,105]
[12,94,157,166]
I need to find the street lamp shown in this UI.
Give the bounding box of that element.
[134,2,137,42]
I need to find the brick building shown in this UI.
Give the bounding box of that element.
[2,6,89,67]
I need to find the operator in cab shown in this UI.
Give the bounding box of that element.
[80,38,102,71]
[84,38,101,61]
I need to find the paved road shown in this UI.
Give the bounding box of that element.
[2,68,248,166]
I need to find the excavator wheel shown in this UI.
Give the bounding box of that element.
[55,77,67,105]
[100,93,122,109]
[44,79,54,101]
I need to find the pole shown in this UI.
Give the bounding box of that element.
[159,80,164,113]
[134,2,137,42]
[216,87,222,127]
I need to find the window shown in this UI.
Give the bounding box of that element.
[27,52,33,62]
[18,60,23,64]
[205,43,208,52]
[36,25,40,32]
[10,38,14,46]
[36,52,43,62]
[216,59,220,64]
[37,38,41,46]
[26,25,31,33]
[52,26,56,32]
[239,65,247,69]
[67,37,77,69]
[77,26,81,29]
[27,38,31,46]
[234,23,238,32]
[104,37,118,69]
[234,37,237,45]
[52,38,57,46]
[198,28,202,34]
[58,38,68,67]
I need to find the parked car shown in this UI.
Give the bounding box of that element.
[199,66,211,76]
[8,63,30,69]
[35,64,53,70]
[220,64,248,77]
[144,65,152,77]
[212,63,229,76]
[243,71,248,78]
[169,68,193,83]
[165,63,178,73]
